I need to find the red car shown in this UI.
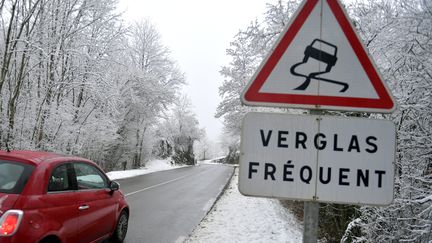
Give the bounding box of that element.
[0,150,129,243]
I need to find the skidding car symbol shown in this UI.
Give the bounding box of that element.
[290,39,349,92]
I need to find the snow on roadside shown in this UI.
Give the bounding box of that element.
[106,159,188,180]
[198,159,223,165]
[185,169,303,243]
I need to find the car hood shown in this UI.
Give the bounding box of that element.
[0,193,19,217]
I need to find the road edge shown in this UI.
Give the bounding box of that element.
[182,165,237,242]
[206,165,236,216]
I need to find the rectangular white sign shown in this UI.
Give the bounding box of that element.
[239,112,396,205]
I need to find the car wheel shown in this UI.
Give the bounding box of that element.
[111,210,129,243]
[39,236,60,243]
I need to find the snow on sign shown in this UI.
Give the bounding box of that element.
[241,0,396,113]
[239,112,396,205]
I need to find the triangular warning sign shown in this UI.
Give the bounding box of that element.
[241,0,396,113]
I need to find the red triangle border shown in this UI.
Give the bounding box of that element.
[243,0,395,112]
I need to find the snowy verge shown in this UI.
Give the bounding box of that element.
[106,159,189,180]
[185,168,303,243]
[198,158,238,167]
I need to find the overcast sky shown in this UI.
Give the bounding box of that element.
[119,0,269,141]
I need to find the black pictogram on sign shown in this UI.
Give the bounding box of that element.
[290,39,349,92]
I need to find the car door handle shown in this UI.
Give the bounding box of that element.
[78,205,90,211]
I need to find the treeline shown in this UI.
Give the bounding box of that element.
[0,0,202,169]
[216,0,431,242]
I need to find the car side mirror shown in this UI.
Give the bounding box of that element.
[109,181,120,191]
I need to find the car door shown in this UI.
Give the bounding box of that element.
[42,163,79,242]
[73,162,117,242]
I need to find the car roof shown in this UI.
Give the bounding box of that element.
[0,150,90,166]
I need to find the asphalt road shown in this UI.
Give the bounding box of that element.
[114,164,234,243]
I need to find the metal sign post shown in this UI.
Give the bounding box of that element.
[303,201,319,242]
[303,109,321,243]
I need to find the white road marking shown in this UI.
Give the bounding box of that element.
[125,174,190,197]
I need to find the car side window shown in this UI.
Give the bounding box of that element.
[48,164,73,192]
[73,163,108,190]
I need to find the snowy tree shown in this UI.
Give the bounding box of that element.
[0,1,187,171]
[216,0,298,137]
[156,96,203,165]
[215,0,299,163]
[194,134,225,161]
[0,0,43,146]
[342,0,432,241]
[194,134,211,160]
[104,19,185,169]
[0,0,124,157]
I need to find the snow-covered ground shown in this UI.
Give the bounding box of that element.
[106,159,188,180]
[185,169,303,243]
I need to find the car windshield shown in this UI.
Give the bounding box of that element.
[0,160,34,194]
